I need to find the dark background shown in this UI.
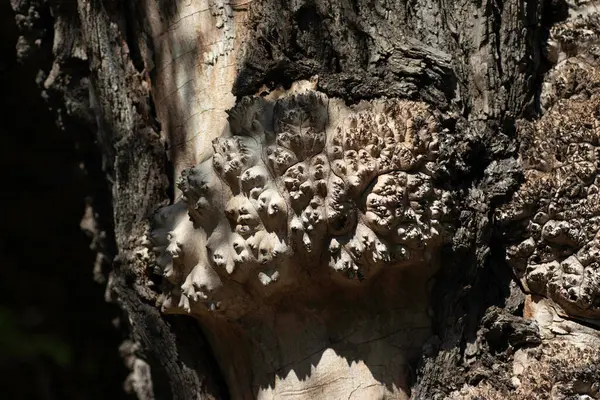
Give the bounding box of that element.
[0,2,129,398]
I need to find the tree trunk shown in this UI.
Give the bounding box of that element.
[10,0,600,398]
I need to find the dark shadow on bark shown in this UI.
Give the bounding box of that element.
[233,0,457,107]
[167,316,231,399]
[0,3,128,399]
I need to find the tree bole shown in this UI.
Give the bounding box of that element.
[10,0,600,398]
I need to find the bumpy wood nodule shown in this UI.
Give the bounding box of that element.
[148,89,452,397]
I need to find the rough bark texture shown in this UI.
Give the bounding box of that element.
[7,0,600,398]
[0,2,129,399]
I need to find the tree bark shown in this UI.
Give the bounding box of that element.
[10,0,600,398]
